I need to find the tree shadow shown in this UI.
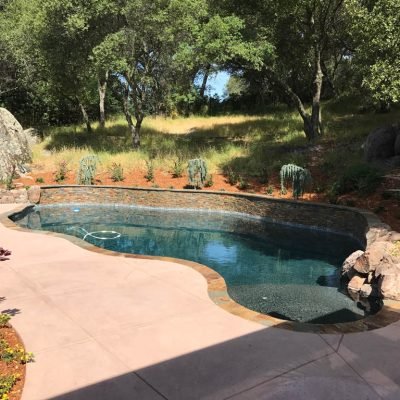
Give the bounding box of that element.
[1,308,21,317]
[43,114,306,166]
[44,309,400,400]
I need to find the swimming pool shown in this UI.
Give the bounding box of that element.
[11,203,380,324]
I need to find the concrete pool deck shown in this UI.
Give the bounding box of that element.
[1,203,400,400]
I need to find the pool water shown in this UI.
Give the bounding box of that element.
[12,204,380,324]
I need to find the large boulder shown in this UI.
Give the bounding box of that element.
[379,265,400,301]
[27,185,41,203]
[364,124,400,162]
[341,250,364,278]
[354,241,395,275]
[0,108,32,181]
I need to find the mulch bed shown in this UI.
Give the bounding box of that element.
[0,325,26,400]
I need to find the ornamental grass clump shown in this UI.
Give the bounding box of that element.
[280,164,312,199]
[77,155,99,185]
[187,159,208,189]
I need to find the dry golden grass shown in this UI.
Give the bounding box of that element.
[143,114,267,135]
[30,101,400,183]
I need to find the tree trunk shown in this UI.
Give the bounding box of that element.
[264,66,315,141]
[98,71,109,129]
[378,100,391,113]
[321,61,336,97]
[122,83,135,142]
[311,46,324,138]
[77,98,92,133]
[122,81,142,149]
[199,64,211,99]
[133,118,142,149]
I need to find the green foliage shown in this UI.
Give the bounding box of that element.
[225,167,239,186]
[108,162,124,182]
[204,174,213,188]
[144,160,154,182]
[187,158,208,189]
[237,176,250,190]
[347,0,400,104]
[35,177,45,184]
[5,166,16,191]
[172,158,185,178]
[280,164,312,199]
[225,75,249,98]
[334,163,383,196]
[265,186,274,195]
[0,374,19,399]
[0,314,11,327]
[77,155,99,185]
[0,338,34,364]
[54,160,69,183]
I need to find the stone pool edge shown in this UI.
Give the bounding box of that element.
[2,201,400,335]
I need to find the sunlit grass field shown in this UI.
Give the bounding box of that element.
[32,99,400,180]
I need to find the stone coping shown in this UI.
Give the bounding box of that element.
[2,200,400,335]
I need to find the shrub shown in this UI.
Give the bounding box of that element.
[204,175,214,188]
[225,167,239,185]
[5,166,16,190]
[258,168,269,184]
[0,314,11,327]
[280,164,312,199]
[145,160,154,182]
[108,162,124,182]
[187,159,208,189]
[35,177,44,184]
[237,176,250,190]
[334,163,383,195]
[54,160,69,183]
[0,339,34,364]
[0,374,20,399]
[172,158,185,178]
[265,186,274,195]
[77,155,99,185]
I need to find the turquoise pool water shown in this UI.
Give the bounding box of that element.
[12,204,379,324]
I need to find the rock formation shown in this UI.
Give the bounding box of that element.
[342,233,400,302]
[364,123,400,164]
[0,108,32,181]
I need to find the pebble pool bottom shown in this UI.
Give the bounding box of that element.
[12,204,378,324]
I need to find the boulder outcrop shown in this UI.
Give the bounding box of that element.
[0,108,32,181]
[342,235,400,302]
[364,123,400,163]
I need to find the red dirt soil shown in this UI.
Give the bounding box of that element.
[12,168,400,233]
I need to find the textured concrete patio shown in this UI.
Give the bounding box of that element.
[1,203,400,400]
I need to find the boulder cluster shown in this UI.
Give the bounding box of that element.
[342,232,400,302]
[0,186,41,204]
[0,108,36,182]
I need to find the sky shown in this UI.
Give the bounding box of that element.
[194,71,230,99]
[207,71,230,98]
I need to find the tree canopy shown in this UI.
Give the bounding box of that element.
[0,0,398,145]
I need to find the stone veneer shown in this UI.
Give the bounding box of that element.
[38,185,388,247]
